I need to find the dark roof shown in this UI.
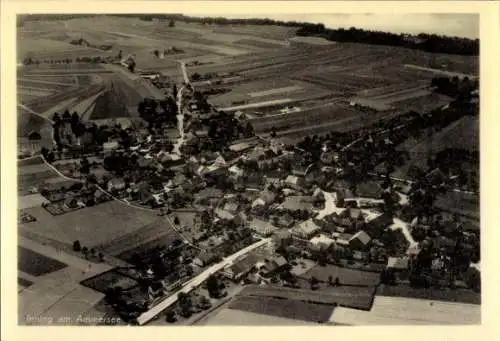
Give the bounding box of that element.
[196,252,217,263]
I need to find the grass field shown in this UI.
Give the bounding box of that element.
[238,284,376,311]
[18,201,160,250]
[302,264,381,287]
[18,246,67,276]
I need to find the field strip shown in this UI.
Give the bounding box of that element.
[403,64,477,79]
[18,104,54,123]
[19,78,75,87]
[375,89,431,103]
[248,85,303,98]
[219,98,293,111]
[72,90,105,120]
[18,89,56,97]
[368,87,431,101]
[40,97,79,118]
[289,36,336,45]
[105,30,251,56]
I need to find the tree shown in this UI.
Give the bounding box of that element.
[206,275,221,298]
[52,112,61,124]
[98,252,105,262]
[177,292,192,317]
[73,240,82,252]
[174,216,180,225]
[81,246,89,259]
[169,19,175,27]
[310,276,319,290]
[90,248,97,257]
[173,84,178,98]
[153,49,159,58]
[165,310,176,323]
[270,126,277,138]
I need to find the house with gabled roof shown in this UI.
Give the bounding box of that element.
[349,231,372,250]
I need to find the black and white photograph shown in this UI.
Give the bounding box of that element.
[9,5,487,330]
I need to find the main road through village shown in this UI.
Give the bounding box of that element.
[136,237,271,325]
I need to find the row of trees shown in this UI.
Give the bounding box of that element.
[296,26,479,56]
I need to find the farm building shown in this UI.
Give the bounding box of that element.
[258,256,289,278]
[309,234,335,251]
[223,254,260,281]
[248,218,279,236]
[387,256,410,270]
[290,219,321,239]
[280,195,315,211]
[349,231,372,250]
[193,252,219,267]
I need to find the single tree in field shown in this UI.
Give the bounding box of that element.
[270,126,277,138]
[328,275,333,286]
[73,240,82,252]
[334,277,340,286]
[174,216,180,225]
[310,276,319,290]
[153,49,159,58]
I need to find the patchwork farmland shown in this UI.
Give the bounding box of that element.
[15,14,481,328]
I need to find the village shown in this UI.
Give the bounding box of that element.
[18,63,481,325]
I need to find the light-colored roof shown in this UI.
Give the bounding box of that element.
[285,175,300,185]
[215,208,235,221]
[349,231,371,245]
[280,196,315,211]
[329,296,480,325]
[229,142,253,152]
[228,165,244,176]
[249,218,278,235]
[103,141,119,150]
[309,234,335,246]
[387,257,409,269]
[251,198,266,208]
[292,219,320,236]
[18,194,50,210]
